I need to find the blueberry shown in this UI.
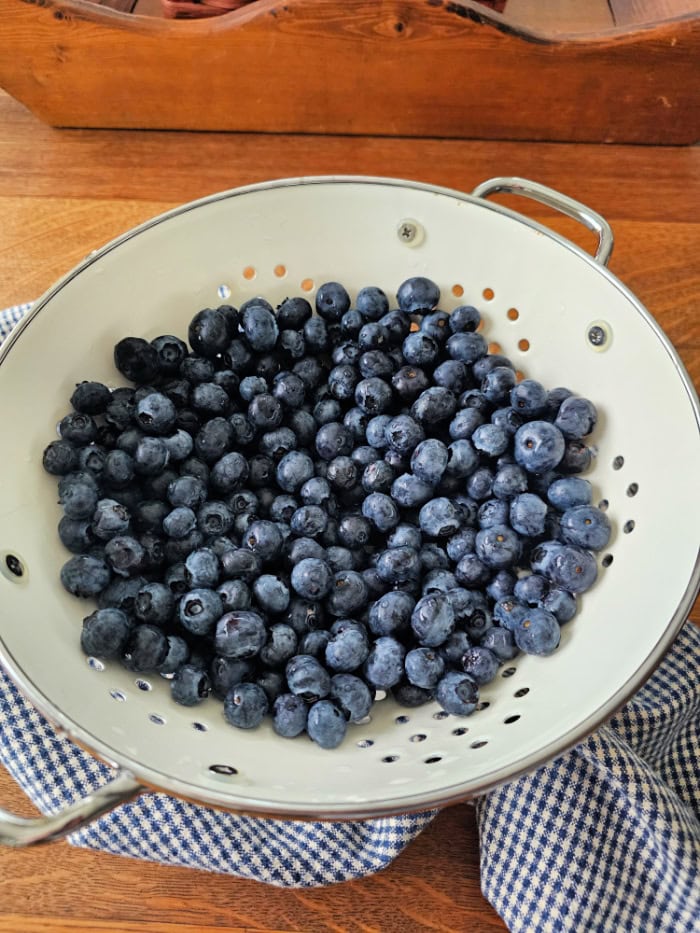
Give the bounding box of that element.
[356,286,389,320]
[165,478,205,514]
[492,596,529,632]
[60,554,111,597]
[243,520,284,561]
[277,296,312,330]
[541,587,577,624]
[514,421,565,473]
[58,479,98,520]
[359,350,394,380]
[134,582,175,626]
[450,305,481,333]
[554,396,597,439]
[443,528,475,563]
[419,543,450,572]
[387,523,422,550]
[315,421,354,461]
[289,505,327,538]
[97,575,146,613]
[253,574,290,615]
[247,393,283,432]
[355,378,393,415]
[433,359,470,394]
[392,365,430,401]
[411,594,455,647]
[402,332,439,367]
[326,571,368,616]
[236,305,276,355]
[293,356,326,391]
[549,545,599,593]
[258,623,298,668]
[215,610,266,659]
[559,505,611,551]
[279,329,307,361]
[70,381,112,415]
[210,656,254,699]
[315,282,350,322]
[509,493,548,537]
[223,682,269,729]
[330,674,373,722]
[452,552,489,588]
[422,568,459,595]
[179,588,224,635]
[379,309,411,345]
[113,336,159,384]
[544,386,574,419]
[307,700,347,749]
[397,276,439,315]
[385,415,425,456]
[492,463,528,500]
[471,423,509,458]
[168,664,211,707]
[157,635,191,675]
[438,630,472,667]
[57,412,97,447]
[365,414,391,449]
[478,626,516,661]
[435,671,478,715]
[446,332,488,365]
[513,608,561,656]
[104,535,145,577]
[216,579,251,613]
[182,548,219,589]
[363,461,396,494]
[481,366,516,404]
[461,646,499,684]
[42,440,79,476]
[150,334,188,375]
[185,307,229,358]
[80,608,131,659]
[337,514,372,549]
[449,408,484,441]
[393,681,434,707]
[407,438,448,487]
[58,516,94,553]
[290,557,333,601]
[530,540,566,577]
[325,625,369,672]
[272,693,308,738]
[362,492,400,532]
[412,387,458,425]
[559,440,593,474]
[473,524,520,569]
[420,310,451,343]
[547,477,592,511]
[285,654,331,701]
[444,440,478,480]
[327,456,358,491]
[418,498,462,538]
[363,636,406,689]
[375,546,420,584]
[123,623,169,671]
[405,647,445,689]
[513,573,549,607]
[358,322,389,351]
[162,506,196,539]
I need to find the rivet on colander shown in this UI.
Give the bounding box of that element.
[209,764,238,776]
[587,321,611,350]
[396,219,424,247]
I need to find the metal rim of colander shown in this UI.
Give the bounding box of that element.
[1,175,699,819]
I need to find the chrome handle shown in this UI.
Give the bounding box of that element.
[472,177,614,267]
[0,770,143,847]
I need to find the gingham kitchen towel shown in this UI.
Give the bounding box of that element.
[1,303,699,932]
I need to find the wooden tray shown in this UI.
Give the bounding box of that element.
[0,0,698,141]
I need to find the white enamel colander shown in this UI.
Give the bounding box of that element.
[0,176,698,845]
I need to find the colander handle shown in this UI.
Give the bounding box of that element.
[0,770,143,847]
[471,177,614,266]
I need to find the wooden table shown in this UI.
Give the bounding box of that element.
[0,89,698,933]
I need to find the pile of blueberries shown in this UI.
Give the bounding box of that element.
[42,277,610,749]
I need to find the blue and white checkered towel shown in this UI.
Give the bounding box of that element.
[1,303,699,932]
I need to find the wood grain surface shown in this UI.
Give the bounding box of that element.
[0,0,698,140]
[0,89,698,933]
